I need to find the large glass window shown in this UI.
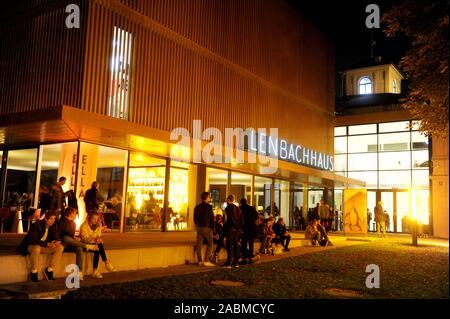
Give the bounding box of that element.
[254,176,272,217]
[381,192,394,232]
[78,144,127,232]
[367,191,377,232]
[348,135,377,153]
[412,150,429,169]
[334,127,346,136]
[206,168,228,215]
[231,172,252,206]
[396,192,410,233]
[291,183,303,229]
[3,149,38,210]
[334,154,347,172]
[411,132,429,150]
[126,154,165,232]
[168,161,190,231]
[412,170,429,188]
[358,77,373,94]
[108,26,132,120]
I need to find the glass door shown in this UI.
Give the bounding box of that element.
[380,192,394,232]
[396,191,410,233]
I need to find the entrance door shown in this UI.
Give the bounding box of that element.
[380,192,394,232]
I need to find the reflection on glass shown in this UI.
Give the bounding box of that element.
[254,176,271,217]
[348,135,377,153]
[206,168,228,215]
[334,137,347,154]
[308,189,323,209]
[291,184,303,230]
[127,154,165,232]
[348,153,377,171]
[378,151,411,170]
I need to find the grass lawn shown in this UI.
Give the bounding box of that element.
[64,239,449,299]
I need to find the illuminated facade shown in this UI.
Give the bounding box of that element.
[335,63,448,238]
[0,0,363,234]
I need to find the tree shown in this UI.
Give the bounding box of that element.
[383,0,449,138]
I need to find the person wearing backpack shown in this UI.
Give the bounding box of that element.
[222,195,244,268]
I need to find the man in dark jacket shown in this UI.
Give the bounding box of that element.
[193,192,215,267]
[272,217,291,251]
[223,194,244,268]
[239,198,258,263]
[84,181,102,213]
[59,207,91,281]
[16,210,64,282]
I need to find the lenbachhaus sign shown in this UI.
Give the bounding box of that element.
[244,130,334,172]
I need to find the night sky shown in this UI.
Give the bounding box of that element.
[289,0,410,70]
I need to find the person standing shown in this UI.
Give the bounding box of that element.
[374,201,386,238]
[239,198,259,264]
[193,192,215,267]
[84,181,103,214]
[50,176,67,218]
[223,194,244,268]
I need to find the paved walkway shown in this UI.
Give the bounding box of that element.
[0,235,361,299]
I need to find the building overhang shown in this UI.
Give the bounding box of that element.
[0,105,365,189]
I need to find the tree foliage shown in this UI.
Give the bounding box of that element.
[383,0,449,138]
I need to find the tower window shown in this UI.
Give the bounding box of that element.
[358,76,373,95]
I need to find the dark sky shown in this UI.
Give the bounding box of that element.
[289,0,410,70]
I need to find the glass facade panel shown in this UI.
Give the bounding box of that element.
[396,192,410,233]
[334,136,347,154]
[367,191,377,232]
[412,150,429,169]
[412,170,429,188]
[3,149,38,210]
[126,154,165,232]
[206,167,228,215]
[378,171,411,189]
[378,132,410,151]
[412,189,429,225]
[334,154,347,172]
[334,126,346,136]
[411,132,429,150]
[381,192,394,232]
[348,124,376,135]
[254,176,271,217]
[348,135,377,153]
[291,183,303,229]
[308,188,323,209]
[378,151,411,170]
[168,164,189,231]
[348,153,377,171]
[379,121,410,133]
[231,172,252,206]
[348,171,378,188]
[275,180,290,226]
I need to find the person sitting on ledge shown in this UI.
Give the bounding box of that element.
[16,210,64,283]
[272,217,291,252]
[305,219,333,247]
[80,212,115,279]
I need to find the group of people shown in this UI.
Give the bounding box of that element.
[16,177,115,283]
[194,192,294,269]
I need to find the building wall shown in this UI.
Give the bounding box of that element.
[431,137,449,238]
[0,0,335,156]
